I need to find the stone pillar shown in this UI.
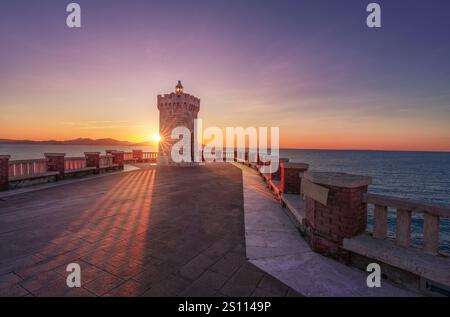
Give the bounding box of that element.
[269,158,289,180]
[302,171,372,257]
[112,151,125,170]
[280,162,309,194]
[132,150,143,163]
[0,155,10,191]
[44,153,66,180]
[84,152,101,174]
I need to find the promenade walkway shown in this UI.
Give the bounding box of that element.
[0,163,299,297]
[233,163,416,296]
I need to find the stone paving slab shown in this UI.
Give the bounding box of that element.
[0,163,299,297]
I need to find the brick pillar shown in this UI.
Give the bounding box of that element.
[132,150,143,163]
[280,162,309,194]
[0,155,10,191]
[44,153,66,180]
[112,151,124,170]
[302,171,372,257]
[84,152,100,174]
[269,158,289,180]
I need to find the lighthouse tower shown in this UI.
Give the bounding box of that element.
[157,81,200,165]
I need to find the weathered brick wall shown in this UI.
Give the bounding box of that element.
[45,153,66,180]
[84,152,100,174]
[269,158,289,180]
[0,156,10,191]
[280,162,309,193]
[112,151,124,169]
[132,150,143,162]
[304,183,368,257]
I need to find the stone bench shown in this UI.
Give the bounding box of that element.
[8,171,60,189]
[281,193,306,229]
[344,233,450,295]
[8,171,59,182]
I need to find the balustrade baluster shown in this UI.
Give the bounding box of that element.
[423,213,439,255]
[373,204,388,239]
[396,209,411,247]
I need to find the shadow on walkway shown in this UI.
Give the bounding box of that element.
[0,163,300,297]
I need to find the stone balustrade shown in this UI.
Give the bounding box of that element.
[99,154,114,168]
[64,157,87,171]
[124,152,134,161]
[8,158,48,180]
[143,151,158,162]
[121,151,157,163]
[235,157,450,294]
[362,193,450,255]
[0,149,140,190]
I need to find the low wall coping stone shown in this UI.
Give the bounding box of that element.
[304,171,372,188]
[44,153,66,157]
[281,162,309,169]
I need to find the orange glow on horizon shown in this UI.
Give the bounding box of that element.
[1,117,449,152]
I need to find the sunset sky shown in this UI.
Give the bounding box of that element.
[1,0,449,151]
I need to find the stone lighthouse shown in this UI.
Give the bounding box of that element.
[157,81,200,165]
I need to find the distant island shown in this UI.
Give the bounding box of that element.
[0,138,152,146]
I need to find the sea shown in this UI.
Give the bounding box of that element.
[1,144,449,253]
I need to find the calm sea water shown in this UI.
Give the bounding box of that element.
[1,144,449,252]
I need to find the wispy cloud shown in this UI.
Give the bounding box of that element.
[80,125,146,130]
[58,121,145,129]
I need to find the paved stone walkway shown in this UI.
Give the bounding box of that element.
[233,163,416,296]
[0,163,300,297]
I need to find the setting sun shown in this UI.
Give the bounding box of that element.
[152,134,162,143]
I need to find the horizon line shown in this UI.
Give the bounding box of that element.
[1,138,449,154]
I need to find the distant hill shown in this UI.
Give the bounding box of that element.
[0,138,145,146]
[132,141,154,146]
